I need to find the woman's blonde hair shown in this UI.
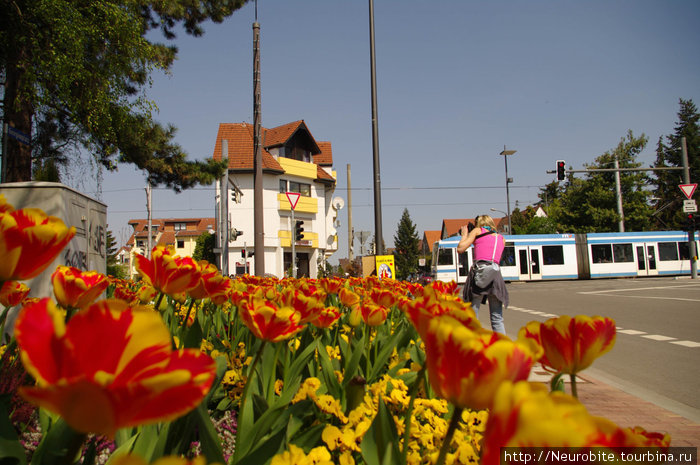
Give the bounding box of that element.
[475,215,497,230]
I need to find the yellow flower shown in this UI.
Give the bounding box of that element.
[314,394,348,423]
[292,377,321,403]
[270,444,333,465]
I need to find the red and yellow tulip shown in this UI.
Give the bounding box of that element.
[0,280,30,307]
[521,315,616,374]
[134,246,201,296]
[421,314,539,411]
[52,266,109,309]
[14,298,216,437]
[237,287,306,342]
[0,208,76,281]
[188,261,231,305]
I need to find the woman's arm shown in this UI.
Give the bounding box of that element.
[456,226,479,253]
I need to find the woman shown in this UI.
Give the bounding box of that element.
[457,215,508,334]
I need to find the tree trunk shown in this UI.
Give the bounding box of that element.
[3,44,34,183]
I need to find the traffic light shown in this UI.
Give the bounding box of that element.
[556,160,566,181]
[294,220,304,241]
[687,213,696,231]
[241,249,254,258]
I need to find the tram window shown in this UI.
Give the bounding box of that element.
[500,246,516,267]
[613,243,633,263]
[437,248,454,266]
[678,242,690,261]
[658,242,679,261]
[591,244,613,263]
[542,245,564,265]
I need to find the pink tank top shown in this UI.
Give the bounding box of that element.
[473,228,505,262]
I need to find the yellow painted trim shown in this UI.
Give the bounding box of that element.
[278,230,318,248]
[279,157,317,179]
[277,193,318,213]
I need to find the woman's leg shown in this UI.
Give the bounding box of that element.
[470,297,481,319]
[487,296,505,334]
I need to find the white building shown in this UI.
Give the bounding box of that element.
[212,120,341,278]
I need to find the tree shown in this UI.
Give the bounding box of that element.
[106,229,127,279]
[192,232,217,265]
[1,0,247,189]
[650,98,700,229]
[392,208,420,281]
[549,131,652,232]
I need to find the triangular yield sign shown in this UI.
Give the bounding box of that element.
[679,184,697,200]
[286,192,301,210]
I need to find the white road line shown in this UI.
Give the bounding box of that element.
[579,284,700,294]
[618,329,647,335]
[642,334,677,341]
[670,341,700,348]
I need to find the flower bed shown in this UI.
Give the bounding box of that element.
[0,196,670,465]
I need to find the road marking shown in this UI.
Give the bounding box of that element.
[670,340,700,348]
[508,307,699,348]
[578,284,700,302]
[642,334,677,341]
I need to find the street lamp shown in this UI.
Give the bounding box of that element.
[489,208,508,231]
[499,146,517,234]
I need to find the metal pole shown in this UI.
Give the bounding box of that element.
[614,156,624,232]
[146,183,152,258]
[253,21,265,276]
[221,140,229,275]
[347,164,353,261]
[2,123,8,183]
[504,152,512,234]
[368,0,384,255]
[681,137,697,279]
[291,209,296,278]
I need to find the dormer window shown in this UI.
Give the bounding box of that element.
[281,145,311,163]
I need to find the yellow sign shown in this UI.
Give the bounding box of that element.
[375,255,396,280]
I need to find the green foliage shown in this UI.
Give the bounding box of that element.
[106,230,127,279]
[650,98,700,229]
[392,209,420,281]
[548,131,652,232]
[192,232,217,264]
[0,0,246,188]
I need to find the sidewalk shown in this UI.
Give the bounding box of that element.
[528,365,700,448]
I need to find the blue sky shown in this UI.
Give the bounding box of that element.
[97,0,700,262]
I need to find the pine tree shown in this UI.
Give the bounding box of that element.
[392,208,420,281]
[106,229,126,279]
[650,99,700,229]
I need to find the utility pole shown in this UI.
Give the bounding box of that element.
[347,164,353,261]
[220,140,229,275]
[145,183,152,258]
[614,155,624,232]
[681,137,697,279]
[368,0,384,255]
[252,18,264,276]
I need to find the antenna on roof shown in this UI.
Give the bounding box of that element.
[255,0,258,21]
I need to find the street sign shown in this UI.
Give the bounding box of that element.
[7,125,30,145]
[683,200,697,213]
[286,192,300,210]
[679,184,697,199]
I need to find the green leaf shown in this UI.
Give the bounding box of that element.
[369,326,412,382]
[0,395,26,465]
[182,317,204,349]
[341,330,366,388]
[360,398,401,465]
[105,433,140,464]
[316,340,342,399]
[29,417,86,465]
[191,403,226,464]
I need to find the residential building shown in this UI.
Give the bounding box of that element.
[212,120,339,278]
[123,217,216,278]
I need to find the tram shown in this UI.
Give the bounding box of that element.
[431,230,699,283]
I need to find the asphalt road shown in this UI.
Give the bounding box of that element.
[478,277,700,422]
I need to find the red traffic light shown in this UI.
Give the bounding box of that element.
[556,160,566,181]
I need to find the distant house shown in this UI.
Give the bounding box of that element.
[439,216,508,239]
[123,217,216,279]
[212,120,339,278]
[421,230,442,255]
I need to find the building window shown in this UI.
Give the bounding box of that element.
[542,245,564,265]
[177,240,185,249]
[289,181,311,197]
[173,223,187,231]
[279,180,287,193]
[136,240,145,248]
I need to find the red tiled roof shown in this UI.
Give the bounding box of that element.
[157,231,175,246]
[313,141,333,166]
[441,219,470,238]
[423,230,442,252]
[212,122,334,185]
[212,123,284,172]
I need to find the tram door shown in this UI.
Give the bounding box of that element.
[635,244,658,276]
[517,246,543,280]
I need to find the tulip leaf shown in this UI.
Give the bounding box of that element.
[234,427,287,465]
[361,398,401,465]
[29,417,85,465]
[191,403,226,464]
[315,339,342,398]
[369,326,412,382]
[182,318,204,349]
[105,433,140,464]
[341,330,366,387]
[0,395,26,465]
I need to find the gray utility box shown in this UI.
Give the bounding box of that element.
[0,182,107,300]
